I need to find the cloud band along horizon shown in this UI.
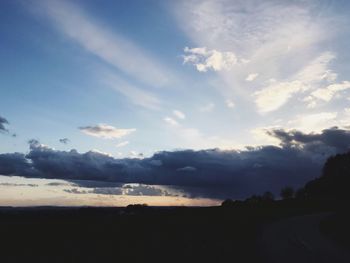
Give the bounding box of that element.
[1,127,350,199]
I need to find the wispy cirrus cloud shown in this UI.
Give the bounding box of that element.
[38,0,171,88]
[173,110,186,120]
[199,102,215,112]
[116,141,129,148]
[174,0,348,120]
[254,52,338,113]
[164,117,179,126]
[103,72,161,110]
[79,124,135,139]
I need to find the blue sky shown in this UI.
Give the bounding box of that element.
[1,0,350,206]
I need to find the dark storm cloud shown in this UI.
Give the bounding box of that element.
[0,182,38,187]
[0,115,9,133]
[63,184,175,196]
[1,127,350,199]
[267,127,350,153]
[63,188,88,194]
[0,153,36,177]
[63,184,176,196]
[28,139,41,149]
[59,138,70,144]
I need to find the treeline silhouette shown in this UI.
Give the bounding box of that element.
[221,151,350,250]
[223,151,350,207]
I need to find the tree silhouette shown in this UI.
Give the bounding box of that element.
[262,191,274,202]
[280,186,294,200]
[295,187,307,200]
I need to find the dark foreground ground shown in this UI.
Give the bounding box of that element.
[0,201,348,263]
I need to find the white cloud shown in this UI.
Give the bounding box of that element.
[90,149,114,157]
[310,81,350,102]
[173,110,186,119]
[225,99,235,108]
[183,47,239,72]
[246,73,259,82]
[164,117,179,126]
[303,96,318,109]
[255,80,303,113]
[39,0,171,88]
[116,141,129,148]
[287,112,338,132]
[199,102,215,112]
[251,126,282,146]
[255,52,337,113]
[79,124,136,139]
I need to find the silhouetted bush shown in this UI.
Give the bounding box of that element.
[126,203,149,213]
[221,199,235,207]
[245,194,263,204]
[280,186,294,200]
[262,191,274,202]
[295,187,307,200]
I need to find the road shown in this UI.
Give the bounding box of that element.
[260,213,350,263]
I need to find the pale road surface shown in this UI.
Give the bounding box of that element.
[260,213,350,263]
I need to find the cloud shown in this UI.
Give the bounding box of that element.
[0,182,38,187]
[246,73,259,82]
[129,151,144,159]
[267,127,350,154]
[287,112,339,133]
[0,115,9,133]
[79,124,135,139]
[176,166,197,172]
[175,1,345,117]
[38,0,171,88]
[122,184,174,196]
[173,110,186,120]
[116,141,129,148]
[64,184,177,197]
[225,99,235,109]
[255,80,303,113]
[199,102,215,112]
[0,152,35,177]
[254,52,338,113]
[64,188,88,194]
[103,72,161,110]
[59,138,70,144]
[306,81,350,106]
[2,126,350,199]
[183,47,239,72]
[164,117,179,126]
[46,181,75,187]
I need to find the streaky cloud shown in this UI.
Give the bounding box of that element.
[38,0,171,88]
[79,124,135,139]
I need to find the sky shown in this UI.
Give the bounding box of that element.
[1,0,350,206]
